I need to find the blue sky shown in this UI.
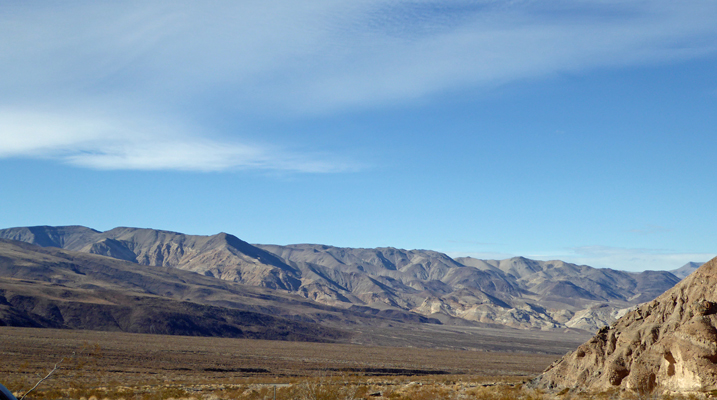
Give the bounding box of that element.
[1,1,716,271]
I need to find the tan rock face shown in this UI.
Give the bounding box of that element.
[533,256,717,394]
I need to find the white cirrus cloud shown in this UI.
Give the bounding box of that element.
[0,110,358,173]
[2,1,717,114]
[2,1,717,171]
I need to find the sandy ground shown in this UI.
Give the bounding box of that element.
[2,326,563,399]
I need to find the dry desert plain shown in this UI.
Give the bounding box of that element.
[0,326,697,400]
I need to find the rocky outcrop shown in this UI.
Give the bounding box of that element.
[564,304,635,332]
[533,256,717,394]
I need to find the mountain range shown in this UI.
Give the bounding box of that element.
[0,225,700,336]
[0,237,450,341]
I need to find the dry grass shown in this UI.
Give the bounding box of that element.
[1,327,707,400]
[1,326,555,383]
[9,380,710,400]
[5,376,711,400]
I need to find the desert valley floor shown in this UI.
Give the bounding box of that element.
[2,325,586,400]
[1,227,711,398]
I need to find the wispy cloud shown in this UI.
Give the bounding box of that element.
[0,110,357,172]
[2,1,717,171]
[234,0,717,113]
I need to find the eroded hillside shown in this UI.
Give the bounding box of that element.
[0,225,686,332]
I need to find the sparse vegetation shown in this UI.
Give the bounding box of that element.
[5,373,713,400]
[1,327,712,400]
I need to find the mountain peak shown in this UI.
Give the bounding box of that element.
[670,261,705,279]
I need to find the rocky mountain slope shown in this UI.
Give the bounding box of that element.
[0,225,300,290]
[0,238,452,340]
[0,238,352,340]
[533,255,717,395]
[0,225,686,332]
[259,244,679,330]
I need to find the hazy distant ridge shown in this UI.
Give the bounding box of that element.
[669,261,703,279]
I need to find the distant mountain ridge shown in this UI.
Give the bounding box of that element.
[670,261,704,279]
[0,225,300,290]
[0,238,350,341]
[0,225,688,332]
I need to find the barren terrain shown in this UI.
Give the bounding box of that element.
[3,326,563,399]
[0,226,686,332]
